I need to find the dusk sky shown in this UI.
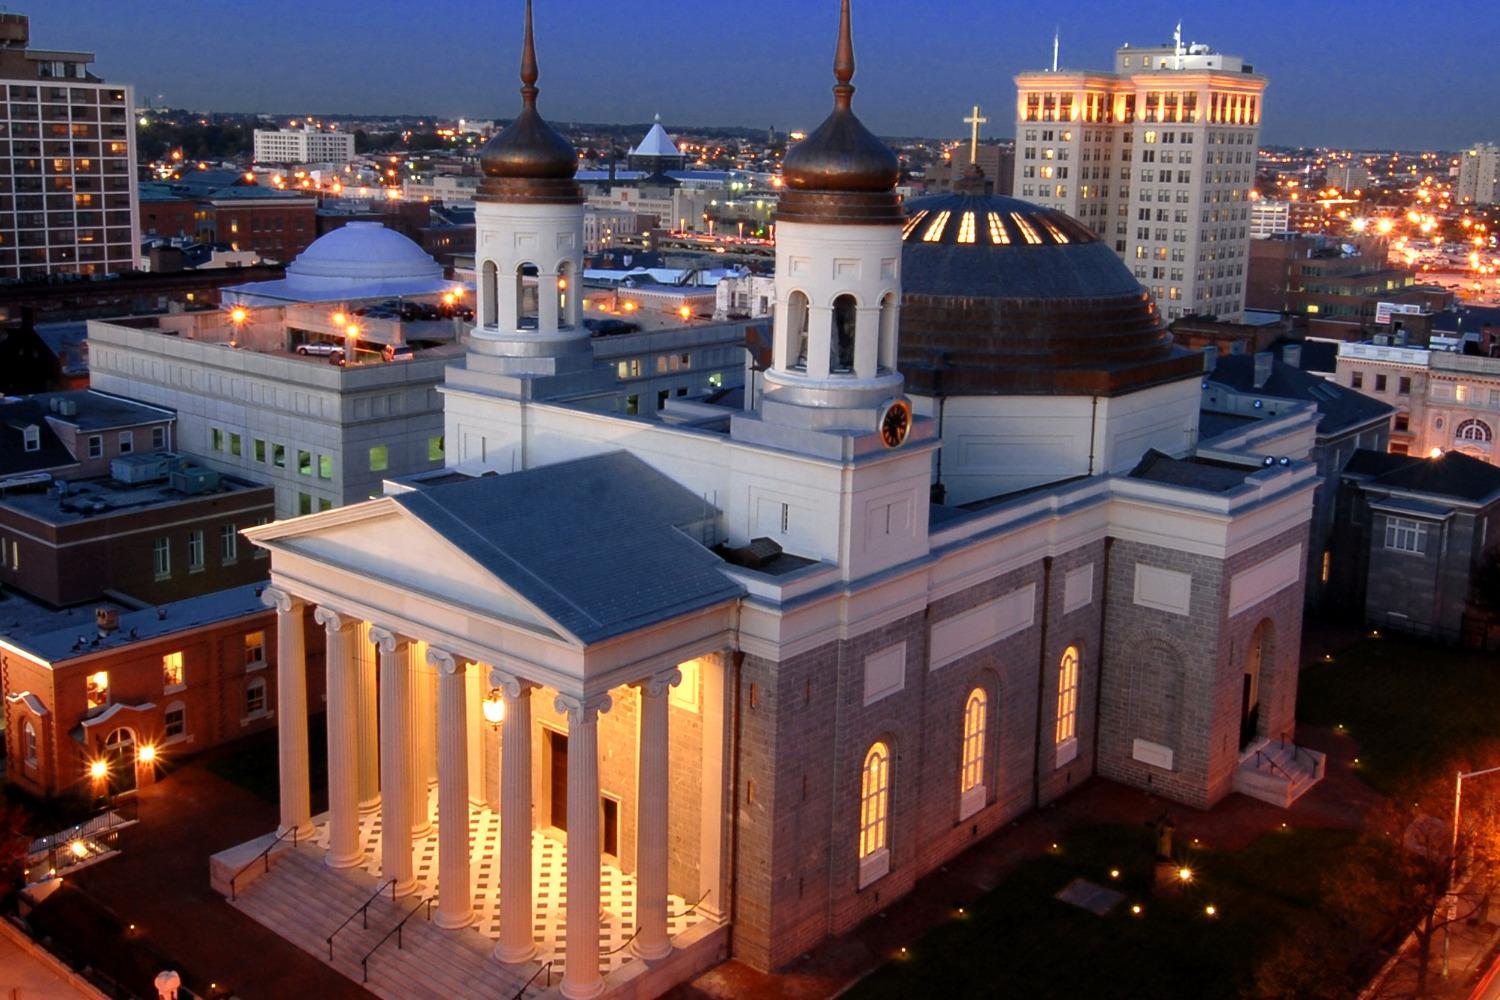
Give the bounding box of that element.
[32,0,1500,150]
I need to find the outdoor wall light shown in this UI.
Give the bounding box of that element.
[482,688,507,728]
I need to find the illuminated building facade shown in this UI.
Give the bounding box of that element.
[1458,143,1499,206]
[0,13,139,280]
[1013,38,1267,322]
[252,127,356,165]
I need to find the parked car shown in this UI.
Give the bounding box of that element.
[296,341,343,356]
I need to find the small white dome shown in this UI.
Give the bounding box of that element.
[287,223,442,283]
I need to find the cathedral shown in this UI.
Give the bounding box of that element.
[220,3,1323,997]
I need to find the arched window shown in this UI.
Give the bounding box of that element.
[787,291,809,369]
[516,263,538,330]
[1055,646,1079,747]
[877,292,898,370]
[960,689,987,819]
[481,260,498,328]
[831,294,857,373]
[1457,418,1492,443]
[22,719,37,768]
[859,742,890,861]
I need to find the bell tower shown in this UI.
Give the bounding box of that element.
[734,0,912,454]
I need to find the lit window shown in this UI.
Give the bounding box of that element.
[956,212,977,244]
[427,435,444,462]
[987,212,1010,245]
[162,651,184,690]
[1457,419,1492,443]
[297,449,312,476]
[1056,646,1079,745]
[245,677,267,716]
[1010,212,1044,244]
[921,210,952,242]
[86,670,109,710]
[318,454,333,480]
[859,741,891,862]
[1384,517,1427,554]
[272,444,286,468]
[1039,218,1071,244]
[23,720,37,768]
[960,688,987,806]
[901,210,930,240]
[368,444,389,472]
[244,630,265,667]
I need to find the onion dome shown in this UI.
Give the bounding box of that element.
[898,192,1202,397]
[778,1,903,224]
[477,1,581,204]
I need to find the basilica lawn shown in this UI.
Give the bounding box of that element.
[1297,634,1500,795]
[847,823,1356,1000]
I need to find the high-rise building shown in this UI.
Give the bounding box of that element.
[1457,143,1499,206]
[1013,36,1267,321]
[0,13,139,280]
[252,127,355,164]
[1249,198,1290,238]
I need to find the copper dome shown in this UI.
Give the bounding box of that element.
[477,1,580,200]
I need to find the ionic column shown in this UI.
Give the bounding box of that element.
[315,607,363,869]
[410,652,435,839]
[494,669,538,964]
[633,668,680,960]
[465,661,486,805]
[356,620,380,812]
[371,626,416,896]
[557,691,612,1000]
[264,587,313,839]
[429,649,473,929]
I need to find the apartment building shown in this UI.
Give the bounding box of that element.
[1013,38,1266,321]
[1457,143,1499,206]
[252,128,355,165]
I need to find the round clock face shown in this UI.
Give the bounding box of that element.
[880,399,912,449]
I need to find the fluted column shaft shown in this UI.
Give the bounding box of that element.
[495,671,538,963]
[316,608,363,868]
[411,652,435,838]
[558,692,611,1000]
[356,621,381,812]
[265,587,312,839]
[431,650,473,929]
[633,668,680,960]
[372,627,416,896]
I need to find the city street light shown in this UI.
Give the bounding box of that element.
[1445,765,1500,976]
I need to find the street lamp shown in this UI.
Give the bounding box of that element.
[1445,765,1500,976]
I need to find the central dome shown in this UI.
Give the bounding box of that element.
[287,223,442,282]
[898,192,1201,397]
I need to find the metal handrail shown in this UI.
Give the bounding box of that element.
[229,826,300,901]
[512,960,554,999]
[604,889,713,957]
[327,878,397,959]
[27,800,137,861]
[1255,748,1293,782]
[360,896,436,982]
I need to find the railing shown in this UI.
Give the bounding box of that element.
[603,889,714,958]
[1255,748,1293,782]
[229,825,302,901]
[26,798,138,863]
[512,960,555,999]
[327,879,397,960]
[360,896,436,983]
[1279,733,1318,772]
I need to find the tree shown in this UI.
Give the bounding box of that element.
[0,802,28,903]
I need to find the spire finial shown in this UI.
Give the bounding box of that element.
[833,0,855,110]
[520,0,539,107]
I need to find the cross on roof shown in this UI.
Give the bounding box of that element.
[964,104,988,165]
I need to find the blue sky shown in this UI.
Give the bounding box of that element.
[31,0,1499,149]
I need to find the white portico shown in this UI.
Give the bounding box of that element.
[236,453,737,998]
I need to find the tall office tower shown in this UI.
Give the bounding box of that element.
[1457,143,1499,206]
[1013,36,1267,321]
[0,13,139,280]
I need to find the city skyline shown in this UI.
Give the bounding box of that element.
[32,0,1500,150]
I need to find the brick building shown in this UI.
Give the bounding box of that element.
[2,583,325,799]
[213,12,1326,998]
[204,187,316,263]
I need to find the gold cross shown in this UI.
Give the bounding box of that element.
[963,105,988,165]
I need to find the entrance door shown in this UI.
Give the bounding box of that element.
[548,730,568,830]
[104,727,137,795]
[1239,674,1259,751]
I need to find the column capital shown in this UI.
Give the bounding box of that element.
[427,647,470,676]
[554,692,612,726]
[313,606,359,634]
[489,666,537,699]
[636,667,682,699]
[368,625,412,654]
[261,585,305,614]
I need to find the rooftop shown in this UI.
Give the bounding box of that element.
[1345,449,1500,506]
[0,459,268,527]
[1206,353,1394,437]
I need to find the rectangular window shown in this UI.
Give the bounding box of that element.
[212,428,224,451]
[272,443,286,468]
[298,492,312,515]
[87,434,103,458]
[187,529,204,571]
[86,670,109,710]
[368,444,389,472]
[152,426,166,449]
[1384,517,1426,554]
[245,680,266,716]
[162,651,184,690]
[118,430,133,454]
[297,449,312,475]
[1399,376,1411,396]
[427,435,444,462]
[1375,374,1387,393]
[229,432,242,457]
[254,439,266,463]
[318,454,333,480]
[1351,371,1363,390]
[153,536,170,578]
[164,705,185,739]
[220,523,238,562]
[244,630,265,666]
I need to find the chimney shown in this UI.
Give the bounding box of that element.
[1253,351,1274,388]
[95,607,119,636]
[1281,343,1303,369]
[1202,345,1219,372]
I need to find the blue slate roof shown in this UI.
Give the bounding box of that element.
[392,452,741,644]
[1208,354,1394,437]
